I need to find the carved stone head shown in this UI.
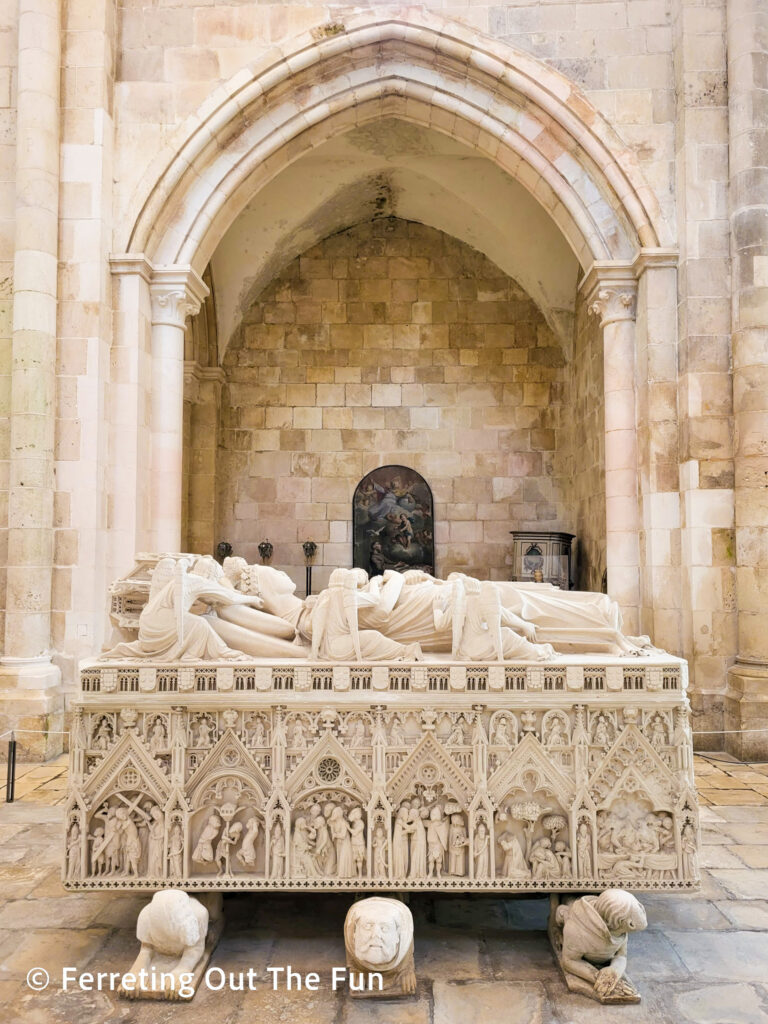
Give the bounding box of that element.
[594,889,648,934]
[345,897,414,971]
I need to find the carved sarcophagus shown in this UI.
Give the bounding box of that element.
[63,656,699,893]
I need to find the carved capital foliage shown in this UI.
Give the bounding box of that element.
[588,286,637,327]
[150,287,202,330]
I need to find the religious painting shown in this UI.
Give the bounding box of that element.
[352,466,434,577]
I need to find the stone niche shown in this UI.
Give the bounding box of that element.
[211,218,603,587]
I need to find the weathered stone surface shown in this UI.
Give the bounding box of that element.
[675,983,768,1024]
[666,930,768,982]
[433,981,545,1024]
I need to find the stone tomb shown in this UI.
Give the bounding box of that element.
[63,655,699,893]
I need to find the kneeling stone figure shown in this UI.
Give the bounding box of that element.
[121,890,220,1000]
[548,888,647,1003]
[344,896,416,998]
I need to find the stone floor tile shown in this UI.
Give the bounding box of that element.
[718,822,768,845]
[0,927,110,979]
[0,824,29,843]
[3,987,127,1024]
[548,980,680,1024]
[268,934,347,974]
[666,930,768,982]
[711,806,768,822]
[714,898,768,929]
[674,983,768,1023]
[698,789,767,805]
[698,775,752,789]
[413,927,482,980]
[433,980,545,1024]
[701,845,752,869]
[639,894,731,930]
[622,931,689,981]
[484,929,556,981]
[0,864,52,900]
[722,770,768,784]
[0,846,28,865]
[0,804,63,825]
[0,894,106,930]
[708,869,768,899]
[342,994,430,1024]
[237,986,339,1024]
[726,845,768,869]
[671,867,730,900]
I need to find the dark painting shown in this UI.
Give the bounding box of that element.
[353,465,434,577]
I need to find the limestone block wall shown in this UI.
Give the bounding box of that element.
[216,218,573,586]
[673,0,735,742]
[0,0,17,646]
[112,1,678,255]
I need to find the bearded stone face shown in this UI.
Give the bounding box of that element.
[353,910,400,966]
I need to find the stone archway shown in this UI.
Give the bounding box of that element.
[110,10,679,638]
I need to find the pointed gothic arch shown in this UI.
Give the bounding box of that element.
[123,11,668,273]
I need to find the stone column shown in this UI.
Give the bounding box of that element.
[0,0,63,755]
[588,281,641,635]
[724,0,768,758]
[184,362,225,554]
[149,269,208,553]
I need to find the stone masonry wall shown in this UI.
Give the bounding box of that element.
[113,1,678,252]
[217,218,573,587]
[0,1,17,646]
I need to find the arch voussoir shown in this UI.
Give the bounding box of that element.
[123,12,668,272]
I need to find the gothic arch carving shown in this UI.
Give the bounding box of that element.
[286,732,372,804]
[387,732,474,809]
[83,732,170,811]
[186,729,271,809]
[122,11,669,279]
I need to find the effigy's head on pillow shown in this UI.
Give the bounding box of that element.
[344,896,413,970]
[329,567,369,590]
[223,558,297,599]
[192,555,224,581]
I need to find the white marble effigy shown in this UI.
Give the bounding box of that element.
[63,651,699,894]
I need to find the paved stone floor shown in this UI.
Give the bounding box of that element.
[2,753,768,1023]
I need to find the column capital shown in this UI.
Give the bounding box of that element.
[586,282,638,327]
[150,266,209,329]
[110,255,210,328]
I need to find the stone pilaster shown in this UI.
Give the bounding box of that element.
[587,278,641,636]
[724,0,768,758]
[0,0,64,756]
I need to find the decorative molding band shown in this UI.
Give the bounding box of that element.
[184,361,226,389]
[78,658,685,697]
[579,247,678,303]
[110,254,210,329]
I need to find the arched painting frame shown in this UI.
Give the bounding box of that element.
[352,465,435,577]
